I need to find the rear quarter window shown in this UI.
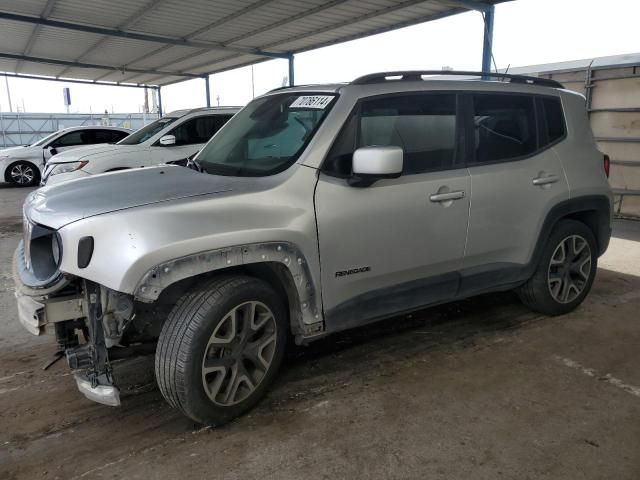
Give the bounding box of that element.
[541,97,566,144]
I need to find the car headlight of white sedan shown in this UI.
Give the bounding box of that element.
[48,161,88,176]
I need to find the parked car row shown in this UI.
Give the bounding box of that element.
[13,72,612,426]
[0,107,239,187]
[0,126,131,186]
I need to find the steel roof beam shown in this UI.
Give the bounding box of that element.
[0,52,202,79]
[0,11,289,59]
[1,71,155,88]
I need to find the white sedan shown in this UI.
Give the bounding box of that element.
[0,126,131,187]
[42,107,239,186]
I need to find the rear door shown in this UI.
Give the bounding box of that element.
[460,92,570,295]
[315,92,470,330]
[150,114,233,164]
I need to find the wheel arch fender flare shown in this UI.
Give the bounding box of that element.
[529,194,611,274]
[133,242,323,338]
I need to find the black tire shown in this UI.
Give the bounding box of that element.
[155,275,288,425]
[518,219,598,315]
[5,160,41,187]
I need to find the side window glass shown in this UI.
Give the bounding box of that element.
[169,115,229,146]
[542,97,566,144]
[359,94,457,175]
[472,94,536,164]
[324,94,457,177]
[93,130,114,144]
[53,131,89,147]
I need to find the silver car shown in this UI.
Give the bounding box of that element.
[14,71,612,425]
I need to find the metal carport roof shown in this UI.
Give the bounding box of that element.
[0,0,507,90]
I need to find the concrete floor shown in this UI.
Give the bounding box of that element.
[1,185,639,480]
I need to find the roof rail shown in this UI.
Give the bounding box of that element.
[351,70,564,89]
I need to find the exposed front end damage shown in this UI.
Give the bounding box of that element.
[14,240,140,406]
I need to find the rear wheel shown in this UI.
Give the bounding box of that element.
[518,220,597,315]
[155,275,287,425]
[6,161,40,186]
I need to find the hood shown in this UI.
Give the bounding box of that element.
[25,165,233,229]
[0,144,43,159]
[49,143,145,163]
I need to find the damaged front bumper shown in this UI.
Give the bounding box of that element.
[14,246,125,407]
[75,372,121,406]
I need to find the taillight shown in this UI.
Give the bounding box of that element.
[603,154,610,178]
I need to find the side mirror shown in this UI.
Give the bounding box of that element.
[349,146,403,187]
[47,146,58,156]
[159,134,176,146]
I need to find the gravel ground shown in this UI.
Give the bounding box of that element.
[1,185,639,480]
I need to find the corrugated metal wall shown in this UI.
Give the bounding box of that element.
[537,64,640,218]
[0,112,158,148]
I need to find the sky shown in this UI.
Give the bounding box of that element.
[1,0,639,114]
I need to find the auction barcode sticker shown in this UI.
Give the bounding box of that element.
[290,95,334,109]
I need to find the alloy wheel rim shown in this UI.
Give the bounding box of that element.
[201,301,277,406]
[547,235,592,304]
[10,164,34,184]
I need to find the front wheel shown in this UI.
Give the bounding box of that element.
[6,161,40,186]
[518,219,598,315]
[155,276,288,425]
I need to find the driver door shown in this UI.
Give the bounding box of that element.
[314,92,470,331]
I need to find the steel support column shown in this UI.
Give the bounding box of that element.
[288,54,295,87]
[481,5,495,78]
[157,87,163,116]
[204,75,211,107]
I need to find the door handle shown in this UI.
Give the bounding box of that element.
[429,190,465,202]
[532,174,560,186]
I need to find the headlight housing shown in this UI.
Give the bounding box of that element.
[48,161,88,177]
[24,223,63,282]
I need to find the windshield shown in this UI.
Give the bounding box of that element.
[195,93,336,176]
[31,131,63,147]
[118,116,179,145]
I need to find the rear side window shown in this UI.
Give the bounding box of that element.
[471,94,536,164]
[93,130,128,143]
[52,130,92,147]
[541,97,566,144]
[324,93,457,176]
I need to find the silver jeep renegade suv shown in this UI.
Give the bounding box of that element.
[15,71,612,425]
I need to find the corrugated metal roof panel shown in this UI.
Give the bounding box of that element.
[29,25,103,60]
[0,0,507,87]
[0,0,43,17]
